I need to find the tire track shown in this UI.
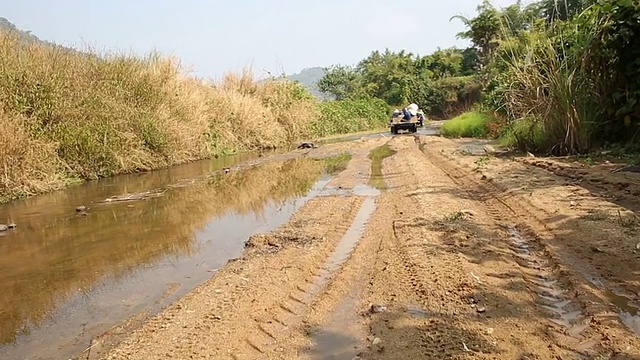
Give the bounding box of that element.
[235,194,379,359]
[419,136,637,354]
[371,141,502,358]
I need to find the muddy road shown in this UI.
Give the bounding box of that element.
[2,124,640,359]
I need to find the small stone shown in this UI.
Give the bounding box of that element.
[371,337,382,346]
[0,224,7,232]
[7,223,16,229]
[76,205,86,212]
[370,304,386,313]
[476,306,486,313]
[486,327,494,334]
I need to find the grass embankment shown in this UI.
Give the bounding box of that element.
[0,31,387,203]
[441,111,495,138]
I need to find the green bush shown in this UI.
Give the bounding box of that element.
[441,111,495,138]
[498,117,549,151]
[309,97,390,137]
[412,76,483,120]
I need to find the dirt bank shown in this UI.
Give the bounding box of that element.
[97,134,640,360]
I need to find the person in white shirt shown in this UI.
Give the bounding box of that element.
[402,103,420,121]
[407,103,419,116]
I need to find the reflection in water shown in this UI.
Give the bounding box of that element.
[0,154,331,359]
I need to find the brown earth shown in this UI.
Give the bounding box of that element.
[98,133,640,360]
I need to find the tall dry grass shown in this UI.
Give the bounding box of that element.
[0,30,338,202]
[490,24,601,155]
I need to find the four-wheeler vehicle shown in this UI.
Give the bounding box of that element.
[389,110,418,134]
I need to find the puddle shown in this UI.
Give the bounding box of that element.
[602,290,640,336]
[572,257,640,336]
[405,304,431,318]
[307,287,362,360]
[456,139,500,156]
[307,195,377,294]
[0,155,336,360]
[307,185,381,359]
[368,144,397,191]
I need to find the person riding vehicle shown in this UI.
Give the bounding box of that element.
[416,110,425,126]
[389,103,420,134]
[402,103,419,122]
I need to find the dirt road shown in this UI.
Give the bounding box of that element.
[99,133,640,360]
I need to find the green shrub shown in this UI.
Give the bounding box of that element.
[498,117,549,152]
[309,97,389,137]
[441,111,495,138]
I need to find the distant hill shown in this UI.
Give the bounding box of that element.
[1,17,49,44]
[0,17,76,52]
[286,67,332,100]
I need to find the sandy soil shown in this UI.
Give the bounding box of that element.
[98,133,640,360]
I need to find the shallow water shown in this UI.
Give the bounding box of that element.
[0,153,332,360]
[306,194,378,360]
[306,146,388,359]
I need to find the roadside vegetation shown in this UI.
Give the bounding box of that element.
[0,31,387,203]
[441,111,493,138]
[317,0,640,157]
[311,97,389,137]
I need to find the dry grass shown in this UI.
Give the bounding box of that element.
[0,30,356,202]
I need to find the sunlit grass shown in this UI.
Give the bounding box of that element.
[441,111,495,138]
[0,31,387,202]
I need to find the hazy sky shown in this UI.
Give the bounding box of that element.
[3,0,517,80]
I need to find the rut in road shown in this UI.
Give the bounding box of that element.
[237,190,378,359]
[419,135,638,355]
[353,135,640,359]
[359,136,571,358]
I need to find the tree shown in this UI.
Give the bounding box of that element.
[317,65,361,100]
[450,0,502,68]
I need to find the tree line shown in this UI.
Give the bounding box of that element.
[317,0,640,155]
